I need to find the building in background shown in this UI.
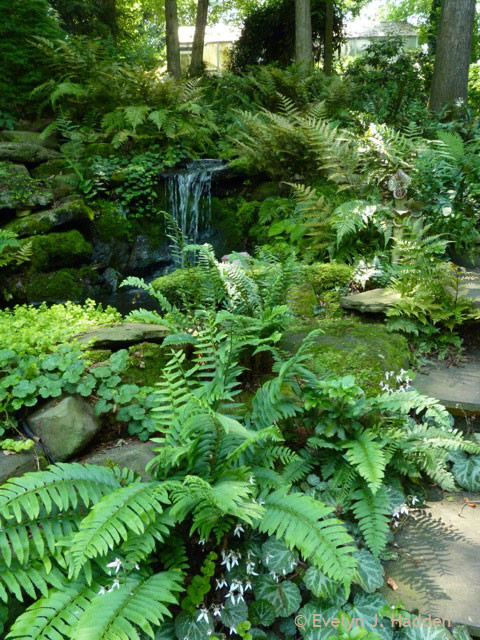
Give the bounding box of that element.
[177,21,419,73]
[178,25,241,73]
[343,21,419,57]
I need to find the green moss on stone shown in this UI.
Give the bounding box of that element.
[151,267,205,307]
[5,199,93,237]
[93,201,131,242]
[25,230,92,271]
[24,269,89,302]
[304,263,353,295]
[122,342,171,386]
[281,317,410,395]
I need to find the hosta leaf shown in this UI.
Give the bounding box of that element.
[352,550,384,593]
[249,600,276,627]
[303,567,341,600]
[254,577,302,617]
[261,538,298,575]
[175,610,214,640]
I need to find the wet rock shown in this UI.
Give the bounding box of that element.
[0,142,62,165]
[27,395,101,462]
[75,323,169,348]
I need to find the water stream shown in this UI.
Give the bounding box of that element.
[165,159,226,244]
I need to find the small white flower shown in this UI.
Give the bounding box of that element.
[108,578,120,592]
[411,495,420,506]
[246,561,258,576]
[106,557,122,574]
[212,604,224,618]
[197,608,209,623]
[216,578,227,590]
[98,586,107,595]
[198,538,206,546]
[134,563,140,570]
[400,504,409,515]
[270,571,279,582]
[244,580,252,591]
[234,524,245,538]
[264,552,273,565]
[225,592,236,605]
[229,628,237,636]
[249,476,255,485]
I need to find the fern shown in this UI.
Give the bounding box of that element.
[350,486,390,557]
[343,431,386,494]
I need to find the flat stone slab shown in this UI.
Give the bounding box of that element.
[75,322,169,348]
[340,288,401,313]
[414,355,480,414]
[382,492,480,636]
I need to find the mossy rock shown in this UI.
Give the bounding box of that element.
[281,318,410,394]
[4,199,93,237]
[151,267,205,307]
[25,230,92,271]
[84,143,115,159]
[49,174,78,199]
[23,267,97,303]
[0,142,61,165]
[31,159,69,179]
[93,202,131,243]
[122,342,172,386]
[304,262,353,294]
[0,130,58,149]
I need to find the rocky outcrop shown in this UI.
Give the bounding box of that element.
[4,198,93,236]
[0,142,62,165]
[0,448,42,485]
[0,130,58,149]
[27,395,101,461]
[340,288,402,313]
[83,440,158,480]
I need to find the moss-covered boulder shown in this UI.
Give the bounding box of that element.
[151,267,205,307]
[26,230,92,271]
[49,174,77,199]
[0,130,58,149]
[304,263,353,294]
[281,318,410,394]
[0,142,61,165]
[290,262,353,320]
[4,199,93,236]
[31,159,69,179]
[22,267,96,303]
[0,161,53,211]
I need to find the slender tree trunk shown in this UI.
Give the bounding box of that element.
[323,0,334,75]
[429,0,476,111]
[189,0,210,76]
[295,0,313,70]
[165,0,181,78]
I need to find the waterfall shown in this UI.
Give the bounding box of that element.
[165,159,226,244]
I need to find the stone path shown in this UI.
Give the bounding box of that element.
[413,354,480,415]
[381,492,480,636]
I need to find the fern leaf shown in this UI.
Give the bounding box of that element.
[343,431,386,494]
[350,485,390,557]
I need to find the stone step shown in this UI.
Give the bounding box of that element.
[381,492,480,636]
[413,355,480,415]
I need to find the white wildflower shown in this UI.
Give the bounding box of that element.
[234,524,245,538]
[108,578,120,592]
[197,608,210,623]
[106,557,122,574]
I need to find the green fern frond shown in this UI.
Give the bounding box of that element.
[343,431,386,494]
[350,485,390,557]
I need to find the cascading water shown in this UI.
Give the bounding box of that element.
[165,159,226,243]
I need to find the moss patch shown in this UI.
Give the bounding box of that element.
[281,317,410,394]
[25,230,92,271]
[122,342,171,386]
[23,267,96,303]
[151,267,205,308]
[5,199,93,237]
[304,262,353,294]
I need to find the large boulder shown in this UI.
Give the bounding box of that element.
[0,130,58,149]
[0,142,61,165]
[281,318,410,395]
[340,288,401,314]
[27,395,101,461]
[25,230,92,271]
[4,199,93,236]
[75,323,169,348]
[82,440,158,480]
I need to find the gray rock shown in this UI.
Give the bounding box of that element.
[0,142,62,165]
[414,355,480,415]
[0,449,41,485]
[27,395,101,461]
[381,492,480,636]
[82,440,158,480]
[0,130,58,149]
[75,323,169,348]
[340,288,402,313]
[0,186,54,211]
[4,199,92,236]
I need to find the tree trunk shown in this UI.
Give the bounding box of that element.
[165,0,181,78]
[427,0,443,56]
[189,0,210,76]
[429,0,476,111]
[295,0,313,70]
[323,0,334,75]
